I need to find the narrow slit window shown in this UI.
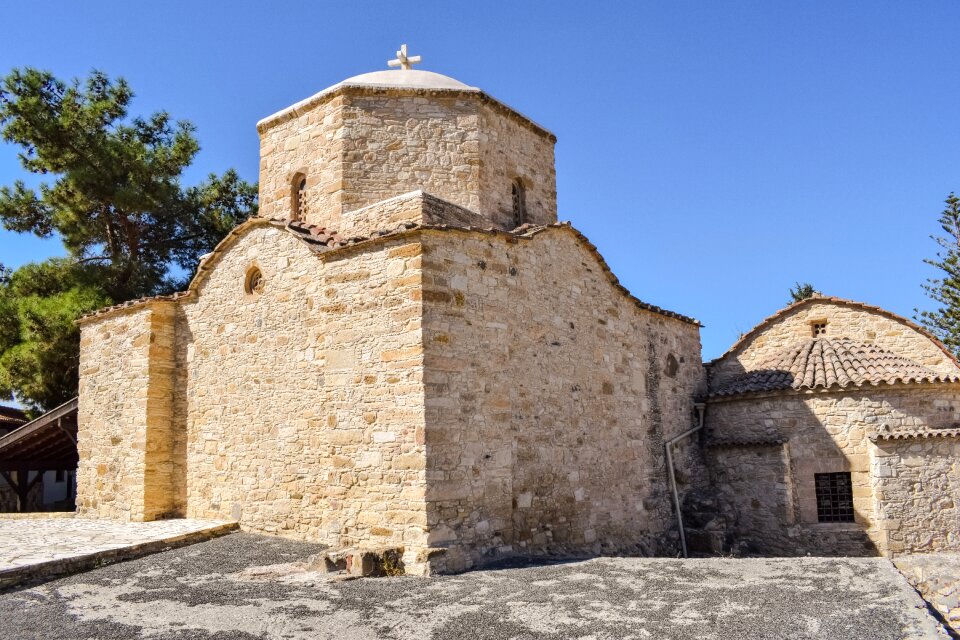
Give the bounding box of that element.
[815,472,854,522]
[292,175,307,221]
[511,179,527,228]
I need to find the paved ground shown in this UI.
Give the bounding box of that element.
[0,517,235,573]
[0,533,946,639]
[895,553,960,636]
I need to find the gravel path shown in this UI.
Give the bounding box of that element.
[0,533,946,639]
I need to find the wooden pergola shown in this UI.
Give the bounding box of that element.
[0,397,78,512]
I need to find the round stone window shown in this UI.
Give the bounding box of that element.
[245,267,265,295]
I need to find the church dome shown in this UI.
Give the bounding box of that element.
[338,69,477,91]
[710,337,960,398]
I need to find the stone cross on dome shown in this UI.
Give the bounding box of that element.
[388,44,422,70]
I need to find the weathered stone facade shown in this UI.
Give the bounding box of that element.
[77,304,180,521]
[704,297,960,557]
[873,431,960,554]
[257,78,557,236]
[419,226,704,570]
[74,63,705,573]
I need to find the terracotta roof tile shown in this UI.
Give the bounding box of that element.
[870,427,960,441]
[710,338,960,398]
[705,435,787,448]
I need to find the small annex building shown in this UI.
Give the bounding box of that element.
[74,52,706,574]
[703,295,960,557]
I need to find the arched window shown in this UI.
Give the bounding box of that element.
[292,174,307,221]
[244,266,265,296]
[511,179,527,228]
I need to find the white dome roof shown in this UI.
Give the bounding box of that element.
[339,69,476,91]
[258,66,551,137]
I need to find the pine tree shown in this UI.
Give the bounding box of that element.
[788,282,817,304]
[916,193,960,356]
[0,68,258,409]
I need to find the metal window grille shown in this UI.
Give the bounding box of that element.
[815,472,854,522]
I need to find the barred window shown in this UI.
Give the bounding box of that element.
[815,472,854,522]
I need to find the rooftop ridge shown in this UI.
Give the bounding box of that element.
[77,217,700,327]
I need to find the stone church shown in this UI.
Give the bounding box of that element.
[74,49,705,574]
[72,48,960,574]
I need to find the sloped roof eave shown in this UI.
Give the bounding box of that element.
[707,376,960,402]
[77,215,702,327]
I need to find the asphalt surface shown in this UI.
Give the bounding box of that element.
[0,533,945,639]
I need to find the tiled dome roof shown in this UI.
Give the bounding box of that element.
[711,338,960,398]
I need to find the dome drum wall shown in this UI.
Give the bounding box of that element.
[257,78,557,237]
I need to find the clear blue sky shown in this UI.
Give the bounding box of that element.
[1,1,958,360]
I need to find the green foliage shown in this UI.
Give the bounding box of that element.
[916,194,960,356]
[0,68,257,409]
[0,261,109,412]
[788,282,817,304]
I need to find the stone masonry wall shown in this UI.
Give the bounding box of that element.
[175,225,428,562]
[478,103,557,229]
[420,226,705,571]
[872,435,960,554]
[707,444,793,551]
[76,304,178,521]
[334,191,490,239]
[258,94,345,224]
[710,300,960,390]
[257,88,556,235]
[339,92,481,217]
[705,384,960,556]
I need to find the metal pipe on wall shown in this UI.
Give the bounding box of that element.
[666,402,706,558]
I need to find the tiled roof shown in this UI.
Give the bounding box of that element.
[705,435,787,448]
[870,427,960,441]
[710,338,960,398]
[282,219,375,249]
[710,295,960,368]
[78,217,701,327]
[0,405,27,429]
